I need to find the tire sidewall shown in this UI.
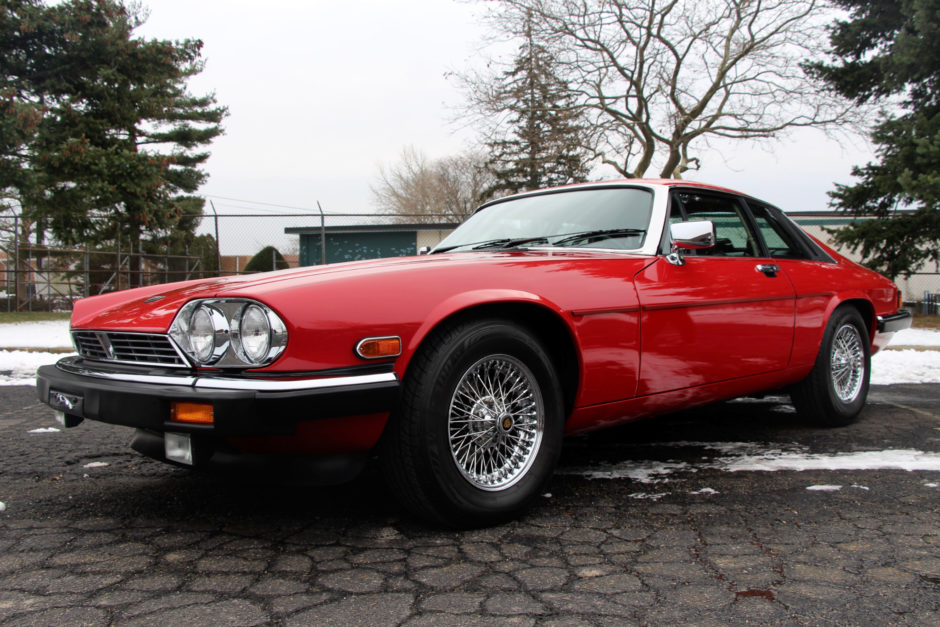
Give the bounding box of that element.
[412,320,564,522]
[820,308,871,420]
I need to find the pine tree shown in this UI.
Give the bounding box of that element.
[1,0,227,286]
[809,0,940,279]
[483,14,588,197]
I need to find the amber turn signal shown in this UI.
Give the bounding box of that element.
[356,336,402,359]
[170,401,214,424]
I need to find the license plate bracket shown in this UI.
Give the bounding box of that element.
[48,389,84,417]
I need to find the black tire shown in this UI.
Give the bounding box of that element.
[382,318,565,527]
[790,306,871,427]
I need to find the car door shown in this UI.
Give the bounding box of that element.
[633,189,796,396]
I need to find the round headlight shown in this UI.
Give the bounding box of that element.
[189,306,216,363]
[239,304,271,363]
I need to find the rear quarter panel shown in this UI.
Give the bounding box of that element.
[780,253,899,367]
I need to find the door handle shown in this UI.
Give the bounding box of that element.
[756,264,780,277]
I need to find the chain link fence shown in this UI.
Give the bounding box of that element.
[0,211,458,311]
[2,209,938,313]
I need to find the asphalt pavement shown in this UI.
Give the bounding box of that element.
[1,383,938,626]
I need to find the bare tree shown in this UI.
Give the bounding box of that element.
[478,0,859,179]
[373,147,496,223]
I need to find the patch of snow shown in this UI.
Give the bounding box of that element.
[724,448,940,472]
[871,349,940,385]
[690,487,719,495]
[0,501,5,512]
[889,328,940,347]
[629,492,669,501]
[925,483,938,488]
[27,427,60,434]
[0,320,72,349]
[851,484,870,490]
[0,350,73,386]
[83,462,109,469]
[571,460,690,483]
[562,443,940,482]
[806,484,843,491]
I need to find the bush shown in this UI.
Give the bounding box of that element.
[243,246,289,273]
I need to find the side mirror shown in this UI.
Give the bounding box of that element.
[667,220,715,265]
[417,246,431,255]
[671,220,716,250]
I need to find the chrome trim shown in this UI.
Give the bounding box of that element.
[72,330,192,368]
[194,372,397,391]
[877,310,913,334]
[54,356,396,392]
[355,336,403,360]
[95,331,115,360]
[671,220,716,250]
[169,298,289,368]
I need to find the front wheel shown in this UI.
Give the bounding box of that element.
[790,307,871,427]
[382,318,565,527]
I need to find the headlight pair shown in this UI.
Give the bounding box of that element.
[169,299,287,367]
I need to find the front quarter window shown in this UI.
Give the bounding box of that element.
[434,187,654,253]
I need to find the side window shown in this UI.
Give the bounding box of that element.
[673,192,761,257]
[748,202,808,259]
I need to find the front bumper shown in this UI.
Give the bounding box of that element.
[36,356,400,437]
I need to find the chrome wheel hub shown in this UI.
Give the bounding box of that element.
[830,323,865,403]
[448,355,544,491]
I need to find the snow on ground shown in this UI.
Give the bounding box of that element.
[890,327,940,347]
[871,349,940,384]
[0,350,75,386]
[27,427,60,433]
[0,320,938,386]
[0,320,72,349]
[561,443,940,483]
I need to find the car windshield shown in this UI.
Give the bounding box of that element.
[433,187,654,253]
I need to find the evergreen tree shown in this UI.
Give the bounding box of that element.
[1,0,226,285]
[809,0,940,279]
[482,13,588,197]
[244,245,288,273]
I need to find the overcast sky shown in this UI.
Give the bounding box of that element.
[137,0,874,253]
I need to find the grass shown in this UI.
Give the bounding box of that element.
[0,312,71,324]
[912,312,940,330]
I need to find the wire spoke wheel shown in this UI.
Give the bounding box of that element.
[448,354,544,491]
[830,323,865,403]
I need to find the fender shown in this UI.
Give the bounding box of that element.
[398,288,581,377]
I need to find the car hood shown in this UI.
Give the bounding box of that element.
[70,250,654,332]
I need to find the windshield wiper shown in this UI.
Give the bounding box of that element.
[470,236,551,250]
[430,237,547,253]
[551,228,646,246]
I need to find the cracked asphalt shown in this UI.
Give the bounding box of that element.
[1,383,938,625]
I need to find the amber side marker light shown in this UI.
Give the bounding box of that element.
[356,336,402,359]
[170,401,214,425]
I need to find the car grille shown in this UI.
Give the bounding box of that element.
[72,331,187,367]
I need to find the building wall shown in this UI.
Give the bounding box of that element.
[300,231,417,266]
[416,229,454,251]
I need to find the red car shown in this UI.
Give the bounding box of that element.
[37,180,911,525]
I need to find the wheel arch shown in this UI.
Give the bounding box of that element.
[401,298,581,420]
[830,296,875,341]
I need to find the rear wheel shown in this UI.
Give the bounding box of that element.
[382,318,564,527]
[790,307,871,426]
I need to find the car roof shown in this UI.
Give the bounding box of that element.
[478,179,747,211]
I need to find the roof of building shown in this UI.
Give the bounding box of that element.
[285,223,459,235]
